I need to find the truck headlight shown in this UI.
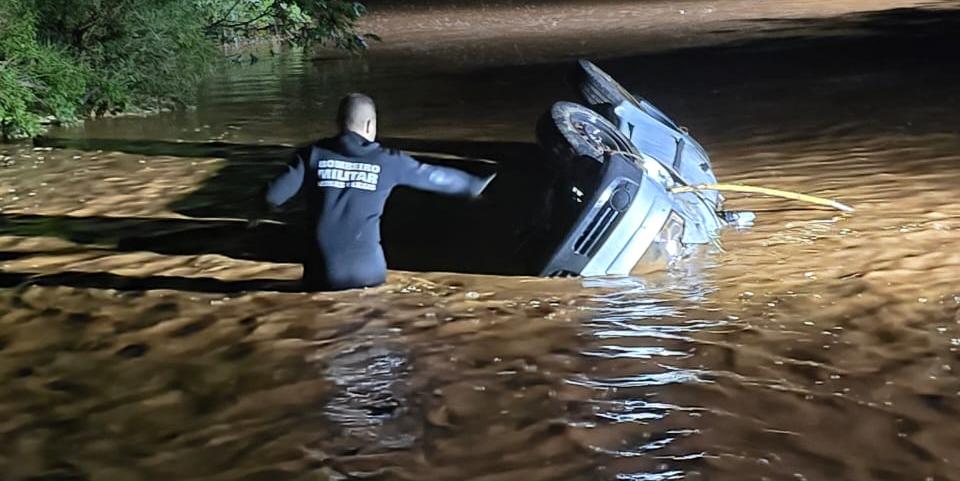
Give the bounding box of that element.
[637,212,685,268]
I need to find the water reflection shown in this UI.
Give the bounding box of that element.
[568,274,718,480]
[324,341,417,450]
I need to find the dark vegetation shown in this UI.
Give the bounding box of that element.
[0,0,374,140]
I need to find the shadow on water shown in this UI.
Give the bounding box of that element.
[9,136,555,292]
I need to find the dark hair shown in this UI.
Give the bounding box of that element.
[337,93,376,131]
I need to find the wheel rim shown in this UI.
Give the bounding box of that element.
[569,109,633,156]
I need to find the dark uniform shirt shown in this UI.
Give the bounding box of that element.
[265,131,490,291]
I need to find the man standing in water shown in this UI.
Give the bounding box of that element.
[263,93,495,291]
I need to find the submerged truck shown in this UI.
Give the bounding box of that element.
[530,60,752,277]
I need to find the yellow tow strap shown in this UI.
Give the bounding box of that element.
[671,183,854,213]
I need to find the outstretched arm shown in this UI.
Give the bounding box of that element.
[396,153,495,197]
[265,150,307,208]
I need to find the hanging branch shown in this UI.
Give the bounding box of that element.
[217,1,280,30]
[206,0,247,29]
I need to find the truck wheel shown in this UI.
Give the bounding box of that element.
[536,101,637,167]
[570,59,680,130]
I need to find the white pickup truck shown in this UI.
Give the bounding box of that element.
[532,60,752,277]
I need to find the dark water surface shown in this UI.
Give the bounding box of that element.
[2,1,960,480]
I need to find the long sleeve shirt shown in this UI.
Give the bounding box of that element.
[265,131,491,290]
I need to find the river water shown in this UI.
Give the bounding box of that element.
[2,1,960,480]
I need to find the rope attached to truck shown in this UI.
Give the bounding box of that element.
[670,183,854,213]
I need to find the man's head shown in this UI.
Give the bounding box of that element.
[337,93,377,141]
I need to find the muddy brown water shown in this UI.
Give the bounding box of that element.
[2,1,960,480]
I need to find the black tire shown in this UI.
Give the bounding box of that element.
[569,59,640,109]
[570,59,680,130]
[536,101,637,167]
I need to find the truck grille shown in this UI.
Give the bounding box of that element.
[573,202,619,256]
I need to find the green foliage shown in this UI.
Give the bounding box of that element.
[0,0,88,139]
[0,0,38,139]
[297,1,378,50]
[0,0,371,141]
[0,66,39,140]
[33,0,216,113]
[201,0,376,51]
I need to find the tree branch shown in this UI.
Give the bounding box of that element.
[206,0,246,29]
[216,1,279,30]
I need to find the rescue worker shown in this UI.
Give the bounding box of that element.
[263,93,495,291]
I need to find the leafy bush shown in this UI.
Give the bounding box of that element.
[33,0,216,114]
[0,0,88,139]
[0,0,370,141]
[0,66,38,140]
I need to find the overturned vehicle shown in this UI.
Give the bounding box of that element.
[526,60,754,277]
